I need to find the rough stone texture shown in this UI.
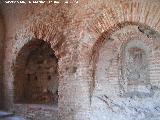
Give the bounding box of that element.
[0,12,4,109]
[0,111,24,120]
[91,25,160,120]
[0,0,159,120]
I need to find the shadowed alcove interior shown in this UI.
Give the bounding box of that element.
[13,39,58,106]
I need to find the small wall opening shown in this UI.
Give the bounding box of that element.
[14,39,58,105]
[121,40,150,97]
[125,47,148,85]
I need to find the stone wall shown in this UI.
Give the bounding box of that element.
[91,25,160,120]
[0,12,4,109]
[1,3,65,120]
[0,0,160,120]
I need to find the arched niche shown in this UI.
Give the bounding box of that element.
[120,40,151,97]
[90,23,160,120]
[90,24,160,102]
[13,39,58,106]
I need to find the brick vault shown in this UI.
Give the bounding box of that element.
[0,0,160,120]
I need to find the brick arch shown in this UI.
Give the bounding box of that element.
[13,23,65,62]
[13,39,59,105]
[90,22,157,60]
[89,22,160,119]
[86,0,160,40]
[6,22,66,107]
[89,22,160,103]
[81,0,160,63]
